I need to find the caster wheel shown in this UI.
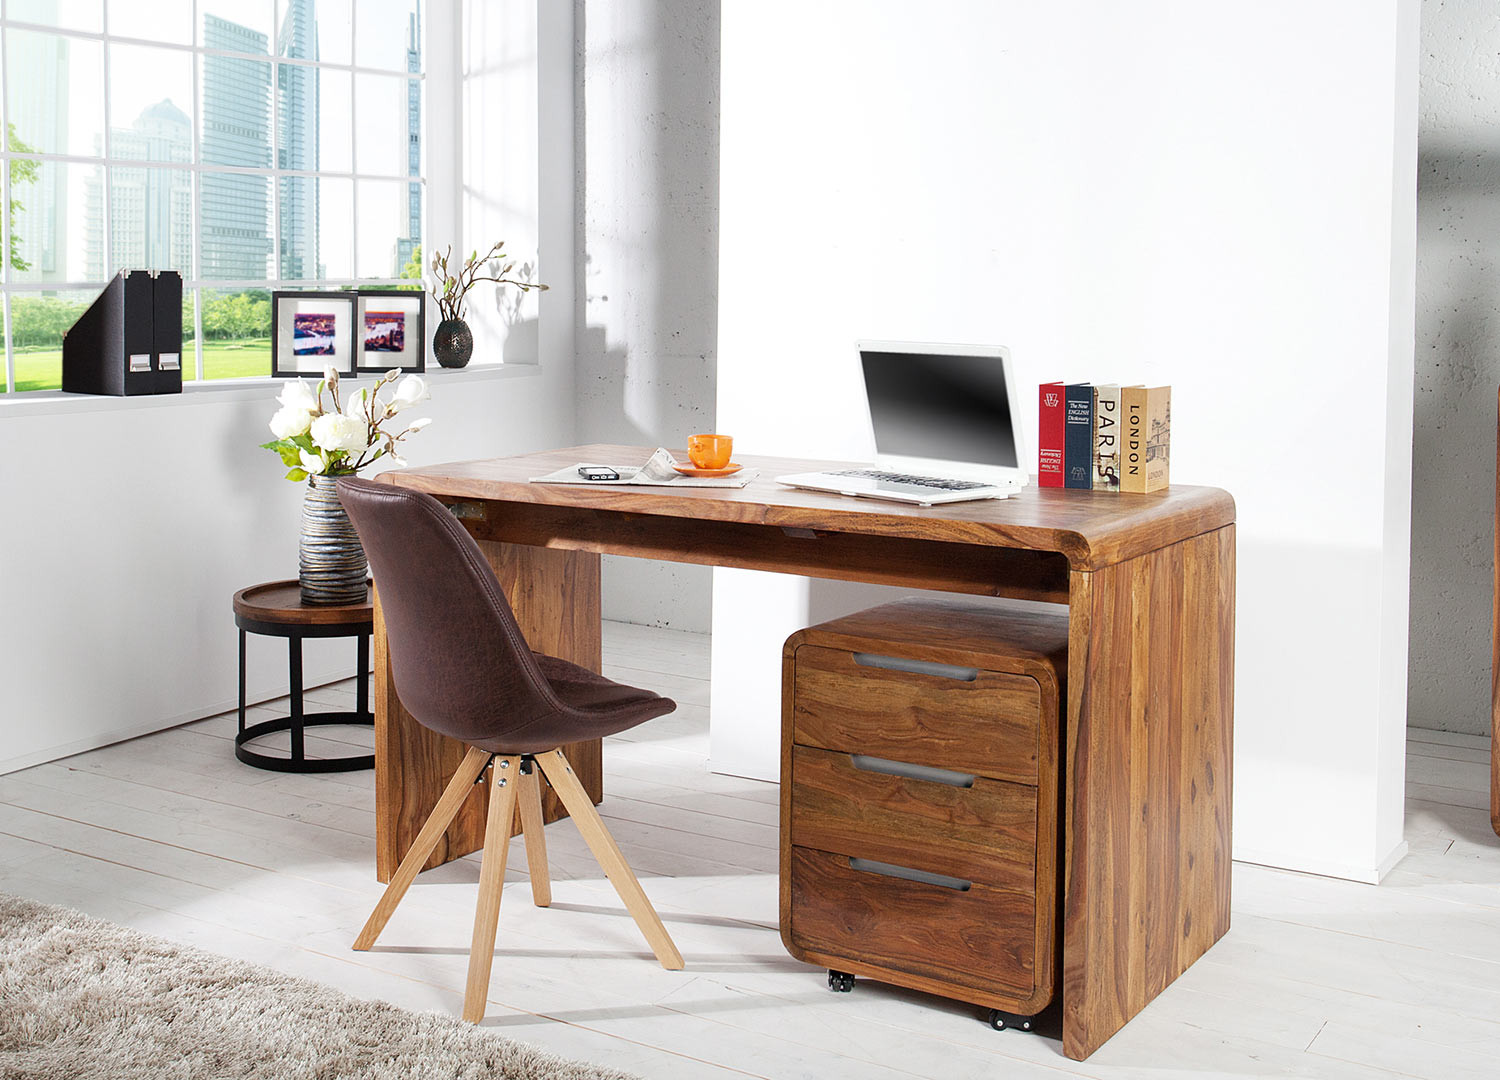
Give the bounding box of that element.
[987,1009,1034,1032]
[827,970,855,992]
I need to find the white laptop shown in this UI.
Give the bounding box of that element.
[776,340,1029,507]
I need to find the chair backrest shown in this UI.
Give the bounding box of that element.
[336,476,566,745]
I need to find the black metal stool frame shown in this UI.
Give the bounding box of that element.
[235,612,374,773]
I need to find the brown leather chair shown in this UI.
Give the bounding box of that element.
[337,476,683,1022]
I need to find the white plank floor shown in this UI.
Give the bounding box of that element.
[2,622,1498,1079]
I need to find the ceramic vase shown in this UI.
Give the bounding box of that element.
[432,318,474,369]
[299,473,367,606]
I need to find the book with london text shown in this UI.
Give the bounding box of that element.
[1120,385,1171,493]
[1091,384,1121,491]
[1038,381,1065,487]
[1063,383,1094,489]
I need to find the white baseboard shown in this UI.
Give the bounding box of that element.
[1232,839,1410,885]
[0,665,365,777]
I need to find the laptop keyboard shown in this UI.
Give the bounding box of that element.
[832,469,990,492]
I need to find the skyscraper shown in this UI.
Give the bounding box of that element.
[200,14,272,281]
[7,30,69,280]
[83,100,193,279]
[395,10,422,276]
[277,0,320,279]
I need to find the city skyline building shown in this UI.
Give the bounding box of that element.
[395,8,422,276]
[83,99,193,280]
[199,13,272,281]
[277,0,320,280]
[8,28,70,281]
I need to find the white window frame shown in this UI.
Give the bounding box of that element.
[0,0,452,394]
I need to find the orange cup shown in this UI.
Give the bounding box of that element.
[687,433,733,470]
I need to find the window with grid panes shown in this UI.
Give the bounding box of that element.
[0,0,424,392]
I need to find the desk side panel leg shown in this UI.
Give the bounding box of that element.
[374,585,489,881]
[479,539,604,820]
[1062,524,1234,1060]
[372,544,603,883]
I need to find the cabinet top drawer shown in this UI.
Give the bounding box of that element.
[790,644,1041,785]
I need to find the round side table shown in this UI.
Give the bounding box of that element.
[233,580,375,773]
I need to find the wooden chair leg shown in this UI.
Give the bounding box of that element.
[463,754,523,1023]
[354,745,492,951]
[536,748,684,970]
[517,763,552,907]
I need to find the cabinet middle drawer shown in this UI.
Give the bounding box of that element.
[788,745,1038,892]
[790,644,1041,785]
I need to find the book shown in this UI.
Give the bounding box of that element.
[1038,381,1065,487]
[1063,383,1093,489]
[1091,384,1121,491]
[1121,385,1171,493]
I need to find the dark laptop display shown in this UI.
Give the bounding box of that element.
[861,348,1019,469]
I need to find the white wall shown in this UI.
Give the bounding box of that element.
[1407,0,1500,738]
[574,0,720,632]
[715,0,1420,882]
[0,0,579,775]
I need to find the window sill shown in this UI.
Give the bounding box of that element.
[0,362,541,419]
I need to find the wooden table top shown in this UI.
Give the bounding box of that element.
[382,444,1235,571]
[233,580,374,626]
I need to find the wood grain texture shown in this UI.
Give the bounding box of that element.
[780,596,1067,1019]
[457,500,1070,604]
[1062,524,1235,1060]
[371,544,602,883]
[387,444,1235,572]
[517,766,552,907]
[787,847,1040,1005]
[788,745,1038,891]
[789,646,1041,786]
[233,580,372,626]
[373,586,489,881]
[1494,386,1499,837]
[463,755,522,1023]
[354,744,491,950]
[537,749,683,970]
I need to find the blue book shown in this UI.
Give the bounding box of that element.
[1064,383,1094,489]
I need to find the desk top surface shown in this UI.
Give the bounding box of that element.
[382,444,1234,571]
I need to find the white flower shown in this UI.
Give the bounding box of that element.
[311,412,370,455]
[404,417,432,433]
[299,449,327,476]
[387,450,408,467]
[323,365,340,386]
[268,405,313,440]
[276,378,318,413]
[387,374,431,414]
[343,386,372,421]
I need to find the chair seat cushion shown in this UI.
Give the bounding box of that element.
[466,653,676,755]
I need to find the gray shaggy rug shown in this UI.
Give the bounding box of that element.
[0,893,639,1080]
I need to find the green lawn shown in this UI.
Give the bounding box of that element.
[9,339,273,392]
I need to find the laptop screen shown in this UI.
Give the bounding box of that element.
[860,346,1019,468]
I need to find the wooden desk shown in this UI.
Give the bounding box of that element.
[373,444,1236,1060]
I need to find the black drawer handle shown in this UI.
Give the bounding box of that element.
[853,652,978,682]
[849,857,972,892]
[849,754,975,789]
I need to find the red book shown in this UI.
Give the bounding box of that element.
[1038,381,1065,487]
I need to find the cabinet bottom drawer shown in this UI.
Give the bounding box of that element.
[786,846,1044,1007]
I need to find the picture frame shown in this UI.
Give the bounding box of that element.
[271,291,357,378]
[354,289,426,373]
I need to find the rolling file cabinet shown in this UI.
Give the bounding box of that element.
[780,596,1068,1029]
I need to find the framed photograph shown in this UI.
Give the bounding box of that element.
[354,289,425,373]
[272,292,356,377]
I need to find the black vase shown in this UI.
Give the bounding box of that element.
[432,318,474,369]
